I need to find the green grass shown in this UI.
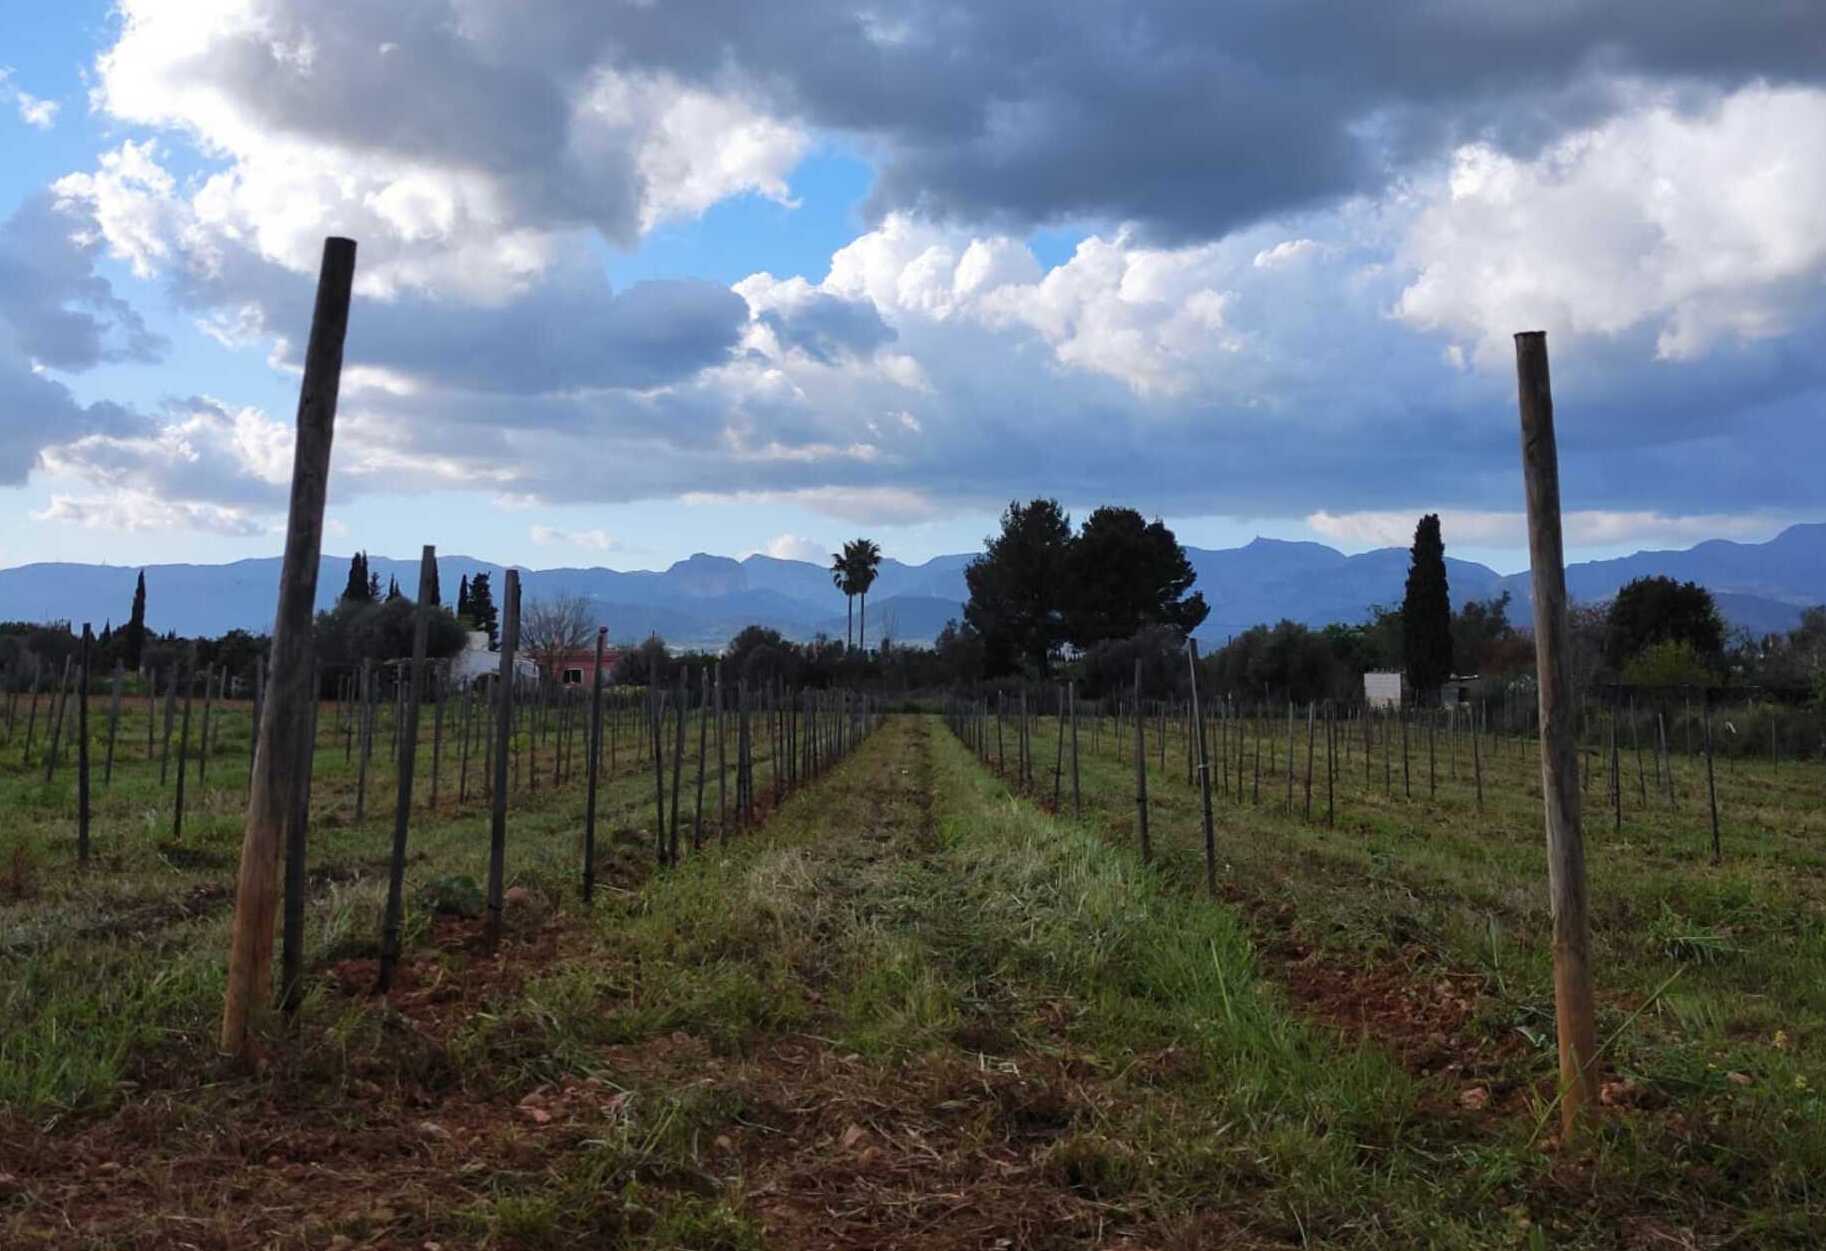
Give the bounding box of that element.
[6,702,1826,1247]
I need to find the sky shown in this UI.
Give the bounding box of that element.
[1,2,1823,581]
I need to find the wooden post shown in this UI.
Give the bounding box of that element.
[669,671,686,864]
[198,664,215,784]
[1515,328,1598,1139]
[105,662,122,787]
[221,237,354,1058]
[1134,660,1150,864]
[1704,698,1720,863]
[458,678,474,803]
[1285,700,1295,813]
[1187,641,1216,897]
[430,662,444,805]
[1069,680,1081,819]
[249,655,263,784]
[693,666,709,851]
[485,569,522,951]
[172,653,196,840]
[716,662,727,843]
[583,628,606,900]
[650,680,668,859]
[43,656,71,783]
[355,658,375,823]
[1303,700,1316,821]
[377,546,435,992]
[77,626,93,862]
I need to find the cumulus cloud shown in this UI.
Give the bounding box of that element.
[1396,85,1826,367]
[14,2,1825,548]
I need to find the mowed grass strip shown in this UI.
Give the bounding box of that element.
[491,715,1488,1246]
[995,708,1826,1245]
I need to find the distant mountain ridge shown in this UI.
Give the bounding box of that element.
[2,525,1820,649]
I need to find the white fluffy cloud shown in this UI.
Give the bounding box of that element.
[1396,85,1826,367]
[86,0,808,300]
[19,7,1826,548]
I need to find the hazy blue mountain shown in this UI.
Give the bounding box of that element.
[2,526,1819,649]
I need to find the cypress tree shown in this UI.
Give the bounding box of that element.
[386,575,401,601]
[468,572,499,648]
[457,574,470,619]
[342,552,371,603]
[1401,513,1453,703]
[368,569,382,600]
[124,571,147,667]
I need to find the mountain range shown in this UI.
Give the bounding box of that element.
[2,525,1821,650]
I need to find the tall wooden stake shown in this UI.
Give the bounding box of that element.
[1134,661,1150,864]
[485,570,522,951]
[77,625,92,863]
[1188,641,1216,897]
[221,236,354,1060]
[1515,329,1598,1139]
[377,546,435,992]
[583,628,606,901]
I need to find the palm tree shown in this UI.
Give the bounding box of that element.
[849,538,883,653]
[831,549,855,650]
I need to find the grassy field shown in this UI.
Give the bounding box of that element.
[2,696,1824,1247]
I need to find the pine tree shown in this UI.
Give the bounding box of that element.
[368,570,381,600]
[1401,513,1454,702]
[468,572,499,649]
[123,570,148,667]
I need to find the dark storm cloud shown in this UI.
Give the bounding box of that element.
[576,0,1826,239]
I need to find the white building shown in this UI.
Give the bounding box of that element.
[449,630,538,688]
[1363,671,1402,709]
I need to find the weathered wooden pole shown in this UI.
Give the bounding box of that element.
[1704,698,1720,863]
[1515,329,1598,1139]
[1303,700,1316,821]
[42,656,71,783]
[377,546,435,992]
[668,671,686,864]
[715,661,727,843]
[221,236,354,1060]
[1187,641,1216,897]
[693,666,709,851]
[354,657,374,823]
[485,570,522,951]
[280,664,322,1017]
[77,626,93,862]
[104,662,122,787]
[583,628,606,901]
[172,652,196,840]
[650,679,668,859]
[197,664,215,784]
[1069,680,1081,819]
[1134,660,1150,864]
